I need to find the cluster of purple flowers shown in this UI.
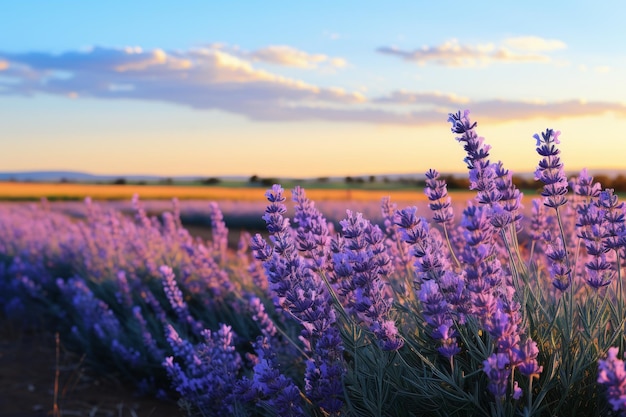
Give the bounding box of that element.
[598,347,626,412]
[163,323,242,414]
[251,185,345,415]
[233,337,305,416]
[447,111,543,402]
[380,196,412,275]
[4,109,626,415]
[394,205,463,358]
[335,210,404,350]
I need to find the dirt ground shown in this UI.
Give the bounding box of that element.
[0,324,183,417]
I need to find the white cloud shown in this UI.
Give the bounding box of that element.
[373,90,470,105]
[0,45,362,120]
[470,98,626,122]
[248,45,337,69]
[377,37,564,67]
[113,48,193,72]
[208,43,348,70]
[0,45,624,126]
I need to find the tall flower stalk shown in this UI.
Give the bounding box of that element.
[424,169,460,269]
[251,185,345,415]
[534,128,572,291]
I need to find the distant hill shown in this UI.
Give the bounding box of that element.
[0,171,249,183]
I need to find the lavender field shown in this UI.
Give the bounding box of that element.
[3,111,626,416]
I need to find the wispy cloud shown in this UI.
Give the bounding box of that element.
[208,43,347,70]
[469,98,626,122]
[377,37,565,67]
[0,45,623,126]
[0,46,362,115]
[371,92,626,123]
[373,90,470,106]
[248,45,346,69]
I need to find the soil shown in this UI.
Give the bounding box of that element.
[0,324,183,417]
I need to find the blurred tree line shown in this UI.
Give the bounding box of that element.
[47,172,626,193]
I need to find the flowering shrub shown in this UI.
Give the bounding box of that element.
[2,110,626,416]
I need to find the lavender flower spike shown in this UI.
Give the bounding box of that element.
[534,128,568,209]
[337,210,403,351]
[534,128,572,290]
[448,110,501,206]
[424,169,454,226]
[256,184,346,414]
[598,347,626,412]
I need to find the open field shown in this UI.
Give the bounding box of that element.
[1,176,624,416]
[0,181,531,202]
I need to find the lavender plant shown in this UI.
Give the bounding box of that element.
[3,110,626,416]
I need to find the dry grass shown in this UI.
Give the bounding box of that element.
[0,182,468,202]
[0,324,181,417]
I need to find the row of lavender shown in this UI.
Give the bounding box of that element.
[1,110,626,416]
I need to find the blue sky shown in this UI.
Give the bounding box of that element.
[1,1,625,177]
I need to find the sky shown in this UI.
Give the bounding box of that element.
[1,1,625,178]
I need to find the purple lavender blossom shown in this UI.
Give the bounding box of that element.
[425,169,454,226]
[394,207,429,251]
[448,110,491,172]
[254,186,335,339]
[532,129,573,291]
[395,206,465,357]
[529,199,550,242]
[234,336,305,416]
[292,186,332,270]
[208,201,229,262]
[418,280,460,359]
[483,353,511,400]
[448,110,501,206]
[380,196,412,275]
[132,305,164,361]
[514,339,543,378]
[338,210,403,351]
[598,347,626,412]
[456,197,541,398]
[458,202,499,294]
[115,270,133,308]
[180,241,235,298]
[56,277,122,340]
[160,265,202,335]
[542,229,572,291]
[493,161,523,229]
[489,204,513,230]
[534,129,568,209]
[163,323,242,415]
[597,189,626,252]
[570,168,602,201]
[304,327,345,414]
[248,296,278,338]
[393,207,453,283]
[111,339,142,367]
[576,202,613,288]
[251,233,273,263]
[254,184,346,413]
